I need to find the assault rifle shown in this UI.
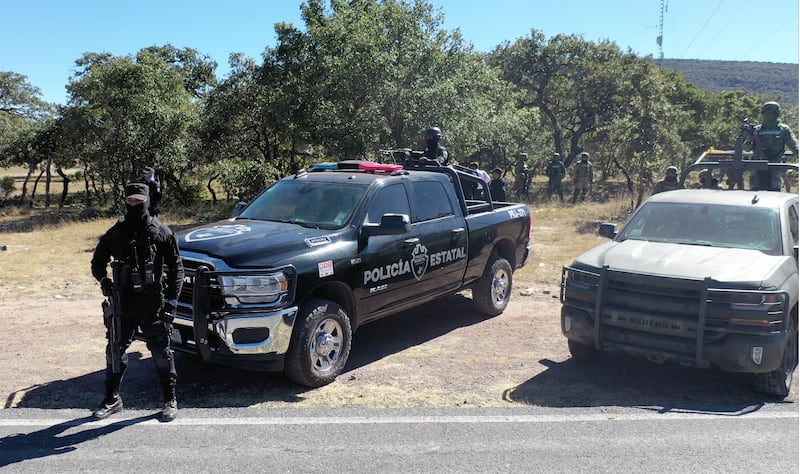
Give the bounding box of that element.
[725,118,755,189]
[378,148,420,164]
[102,261,125,374]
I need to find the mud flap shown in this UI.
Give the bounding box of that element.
[192,265,212,362]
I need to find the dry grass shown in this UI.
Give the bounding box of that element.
[0,197,634,299]
[0,218,114,298]
[516,197,633,286]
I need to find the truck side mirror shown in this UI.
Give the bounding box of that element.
[599,222,617,239]
[362,213,411,237]
[232,201,248,217]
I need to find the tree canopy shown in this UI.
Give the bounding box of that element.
[1,0,796,209]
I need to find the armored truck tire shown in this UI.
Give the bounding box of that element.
[472,256,513,316]
[753,314,798,399]
[567,339,600,362]
[284,298,353,387]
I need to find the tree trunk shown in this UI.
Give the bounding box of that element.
[31,168,46,204]
[611,154,635,208]
[206,173,218,204]
[44,155,53,208]
[55,165,70,208]
[21,163,35,201]
[636,155,647,208]
[82,163,92,205]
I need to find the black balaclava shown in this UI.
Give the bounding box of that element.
[123,183,151,229]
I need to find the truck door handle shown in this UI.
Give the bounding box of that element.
[404,238,420,245]
[451,228,465,235]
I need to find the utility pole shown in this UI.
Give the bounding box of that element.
[657,0,666,65]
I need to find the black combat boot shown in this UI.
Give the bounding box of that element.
[92,381,123,420]
[160,379,177,422]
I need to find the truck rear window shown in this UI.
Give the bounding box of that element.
[239,180,367,230]
[619,202,782,254]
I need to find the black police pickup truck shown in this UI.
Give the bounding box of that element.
[172,160,530,387]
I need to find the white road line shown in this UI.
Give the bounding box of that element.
[0,411,796,427]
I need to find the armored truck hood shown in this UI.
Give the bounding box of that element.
[576,240,787,287]
[178,219,346,268]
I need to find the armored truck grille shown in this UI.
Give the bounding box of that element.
[598,271,726,357]
[179,258,223,309]
[604,273,703,320]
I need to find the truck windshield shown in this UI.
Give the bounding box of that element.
[619,202,782,254]
[239,180,367,230]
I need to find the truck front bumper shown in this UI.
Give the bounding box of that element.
[171,306,298,366]
[561,305,791,373]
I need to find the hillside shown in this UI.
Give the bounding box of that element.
[659,59,798,104]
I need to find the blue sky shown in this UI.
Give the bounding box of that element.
[2,0,797,105]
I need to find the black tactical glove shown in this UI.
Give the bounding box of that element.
[100,277,113,297]
[160,299,177,323]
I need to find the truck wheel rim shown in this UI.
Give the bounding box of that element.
[492,268,509,304]
[310,318,343,375]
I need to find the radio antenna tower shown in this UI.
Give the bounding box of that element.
[656,0,667,64]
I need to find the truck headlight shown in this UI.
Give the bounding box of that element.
[219,273,289,305]
[568,268,600,289]
[729,292,784,311]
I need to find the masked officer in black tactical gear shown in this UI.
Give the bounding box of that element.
[91,182,184,422]
[421,127,449,165]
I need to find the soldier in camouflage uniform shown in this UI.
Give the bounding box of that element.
[571,152,593,204]
[747,102,798,191]
[514,153,530,199]
[652,166,684,195]
[545,153,566,202]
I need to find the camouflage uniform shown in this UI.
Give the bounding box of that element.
[514,154,530,199]
[571,153,593,203]
[748,102,798,191]
[652,166,684,195]
[545,153,566,202]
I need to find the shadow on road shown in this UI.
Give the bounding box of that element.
[11,293,488,409]
[504,353,794,414]
[0,414,155,468]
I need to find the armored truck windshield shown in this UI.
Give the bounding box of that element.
[619,201,781,255]
[239,180,368,230]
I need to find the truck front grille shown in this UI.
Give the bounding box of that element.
[179,258,223,309]
[600,272,711,357]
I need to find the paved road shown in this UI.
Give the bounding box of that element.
[0,405,797,473]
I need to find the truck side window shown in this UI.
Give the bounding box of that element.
[410,181,454,222]
[365,184,411,224]
[789,204,798,245]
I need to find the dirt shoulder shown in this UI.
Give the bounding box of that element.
[2,285,795,411]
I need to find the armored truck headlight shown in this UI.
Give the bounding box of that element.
[220,273,289,305]
[729,292,784,310]
[569,268,600,289]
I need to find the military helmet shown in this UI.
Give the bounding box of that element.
[761,102,781,116]
[424,127,443,139]
[580,152,589,159]
[552,153,560,159]
[666,166,678,174]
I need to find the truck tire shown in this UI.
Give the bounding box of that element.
[284,299,352,388]
[753,314,797,398]
[472,256,513,316]
[567,339,598,362]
